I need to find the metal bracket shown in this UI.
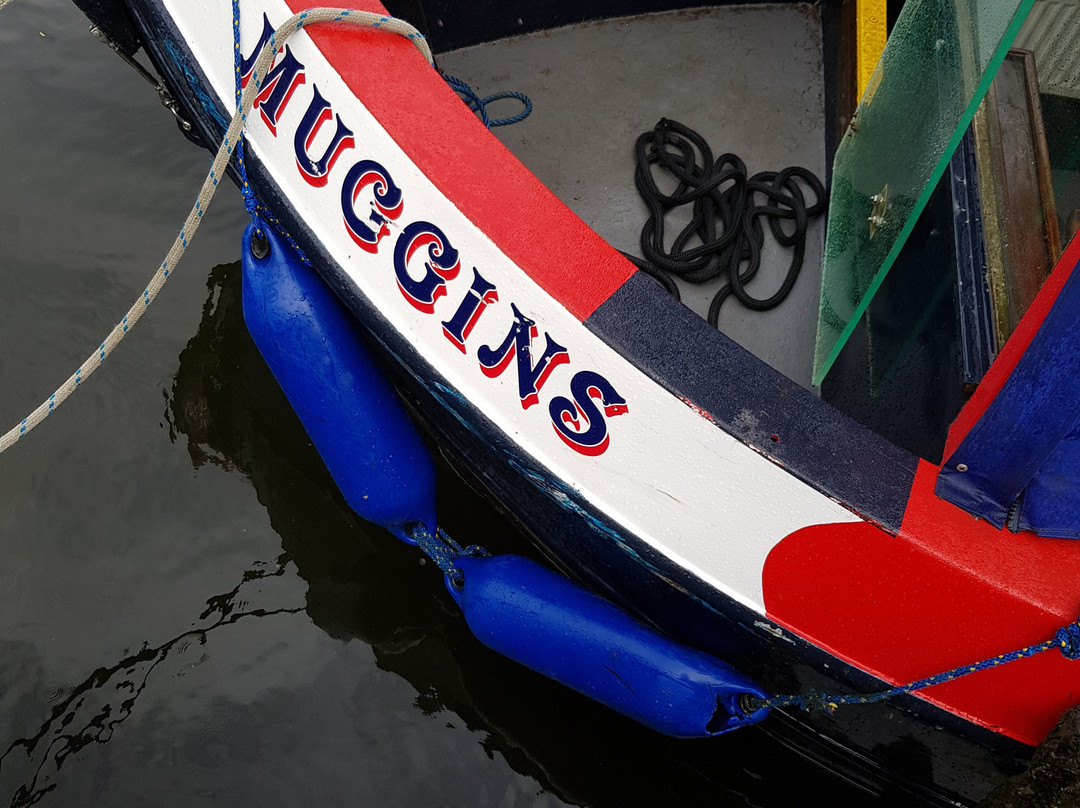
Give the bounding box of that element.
[89,24,192,132]
[868,183,888,239]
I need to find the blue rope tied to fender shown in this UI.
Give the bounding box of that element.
[231,0,319,267]
[232,0,319,268]
[747,615,1080,716]
[408,523,490,584]
[231,0,264,239]
[442,74,532,128]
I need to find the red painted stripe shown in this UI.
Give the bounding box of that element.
[764,489,1080,746]
[763,234,1080,746]
[282,0,635,321]
[765,392,1080,743]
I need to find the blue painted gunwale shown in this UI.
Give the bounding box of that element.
[938,250,1080,535]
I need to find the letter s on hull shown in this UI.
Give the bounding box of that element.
[549,371,628,456]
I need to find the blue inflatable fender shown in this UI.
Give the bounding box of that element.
[450,554,770,737]
[240,223,437,543]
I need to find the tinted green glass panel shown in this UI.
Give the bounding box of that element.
[813,0,1034,385]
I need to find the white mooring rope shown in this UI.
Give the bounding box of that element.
[0,8,431,454]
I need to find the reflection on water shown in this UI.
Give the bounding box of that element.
[2,276,306,799]
[1,591,301,808]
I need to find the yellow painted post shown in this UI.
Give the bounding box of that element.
[857,0,888,102]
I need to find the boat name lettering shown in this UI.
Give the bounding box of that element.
[394,220,461,314]
[251,44,306,136]
[242,14,628,455]
[550,371,628,456]
[477,303,570,410]
[294,85,355,186]
[341,159,403,253]
[441,268,499,353]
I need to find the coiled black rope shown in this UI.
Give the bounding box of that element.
[626,118,826,326]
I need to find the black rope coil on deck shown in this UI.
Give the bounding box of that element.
[625,118,826,326]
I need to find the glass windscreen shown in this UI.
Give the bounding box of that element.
[813,0,1035,385]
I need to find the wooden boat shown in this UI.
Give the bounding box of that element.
[71,0,1080,802]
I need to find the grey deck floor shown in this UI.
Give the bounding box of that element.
[437,4,826,389]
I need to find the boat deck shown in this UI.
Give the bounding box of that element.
[437,4,827,389]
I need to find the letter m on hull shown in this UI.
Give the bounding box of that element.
[240,13,306,136]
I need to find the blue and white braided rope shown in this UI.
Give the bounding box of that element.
[0,7,430,454]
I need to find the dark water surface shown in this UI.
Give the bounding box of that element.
[1,2,902,805]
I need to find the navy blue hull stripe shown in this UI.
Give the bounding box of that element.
[585,272,918,532]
